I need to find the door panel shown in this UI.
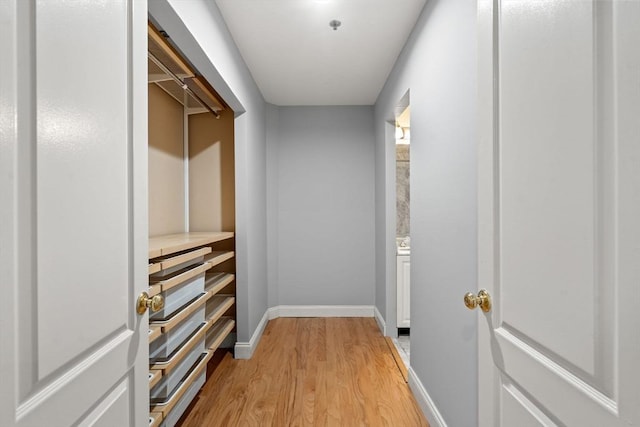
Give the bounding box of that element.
[478,0,640,426]
[0,1,148,426]
[501,383,555,427]
[499,0,603,379]
[35,0,130,380]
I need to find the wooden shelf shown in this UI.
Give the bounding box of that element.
[149,325,162,344]
[206,295,235,326]
[149,263,162,275]
[149,232,234,258]
[204,251,234,268]
[149,412,163,427]
[148,284,161,298]
[150,321,210,372]
[148,263,211,293]
[204,273,235,298]
[151,246,211,272]
[206,317,235,352]
[151,293,208,334]
[149,369,162,390]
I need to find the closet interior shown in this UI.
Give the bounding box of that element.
[146,23,236,427]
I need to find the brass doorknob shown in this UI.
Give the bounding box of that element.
[137,292,164,315]
[464,289,492,312]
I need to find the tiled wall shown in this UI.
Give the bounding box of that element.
[396,144,410,237]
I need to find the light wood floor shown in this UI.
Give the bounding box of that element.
[178,317,428,427]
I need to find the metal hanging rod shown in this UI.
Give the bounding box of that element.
[148,52,221,119]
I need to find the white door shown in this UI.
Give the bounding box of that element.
[0,1,149,426]
[477,1,640,426]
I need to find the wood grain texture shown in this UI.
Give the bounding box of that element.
[177,318,428,427]
[148,232,234,258]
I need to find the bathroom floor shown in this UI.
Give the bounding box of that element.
[393,334,410,368]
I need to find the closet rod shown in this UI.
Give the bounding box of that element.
[148,52,221,119]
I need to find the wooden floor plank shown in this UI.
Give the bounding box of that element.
[177,317,429,427]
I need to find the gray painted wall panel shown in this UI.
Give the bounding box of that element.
[374,0,478,426]
[268,106,376,306]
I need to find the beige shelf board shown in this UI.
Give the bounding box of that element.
[148,284,162,298]
[149,325,162,344]
[204,273,235,298]
[149,411,163,427]
[149,369,163,390]
[151,293,208,334]
[205,295,235,326]
[149,263,212,293]
[149,263,162,275]
[204,251,235,268]
[150,350,213,417]
[149,247,162,259]
[153,246,211,271]
[150,321,211,373]
[206,317,235,352]
[149,232,234,259]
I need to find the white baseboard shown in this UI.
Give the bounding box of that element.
[374,306,386,335]
[234,310,269,360]
[269,305,374,318]
[408,367,447,427]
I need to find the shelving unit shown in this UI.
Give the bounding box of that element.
[146,20,236,427]
[147,233,236,427]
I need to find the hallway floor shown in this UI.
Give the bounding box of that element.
[177,317,428,426]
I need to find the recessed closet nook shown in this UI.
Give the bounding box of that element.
[146,23,236,427]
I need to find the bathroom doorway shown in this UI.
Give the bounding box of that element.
[394,102,411,369]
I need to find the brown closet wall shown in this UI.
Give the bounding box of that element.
[148,84,185,236]
[188,110,235,232]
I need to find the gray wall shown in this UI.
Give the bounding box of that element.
[267,106,376,306]
[374,0,478,426]
[149,0,268,343]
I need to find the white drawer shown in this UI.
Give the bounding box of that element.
[152,351,212,426]
[150,336,204,401]
[150,247,212,278]
[150,272,205,321]
[149,302,205,362]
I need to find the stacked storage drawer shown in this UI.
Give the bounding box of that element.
[148,232,236,427]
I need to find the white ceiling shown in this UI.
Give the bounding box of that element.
[214,0,427,106]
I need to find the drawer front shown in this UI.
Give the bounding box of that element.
[150,273,205,321]
[149,304,205,362]
[151,247,212,278]
[150,338,204,401]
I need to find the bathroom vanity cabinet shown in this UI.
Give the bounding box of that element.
[397,254,411,328]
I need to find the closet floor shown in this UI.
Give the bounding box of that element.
[176,317,429,427]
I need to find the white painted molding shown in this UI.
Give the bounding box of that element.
[374,306,386,335]
[408,367,448,427]
[269,305,374,318]
[234,309,269,360]
[267,306,280,320]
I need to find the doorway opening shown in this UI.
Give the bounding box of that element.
[393,103,411,369]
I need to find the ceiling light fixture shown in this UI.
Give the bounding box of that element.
[329,19,342,31]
